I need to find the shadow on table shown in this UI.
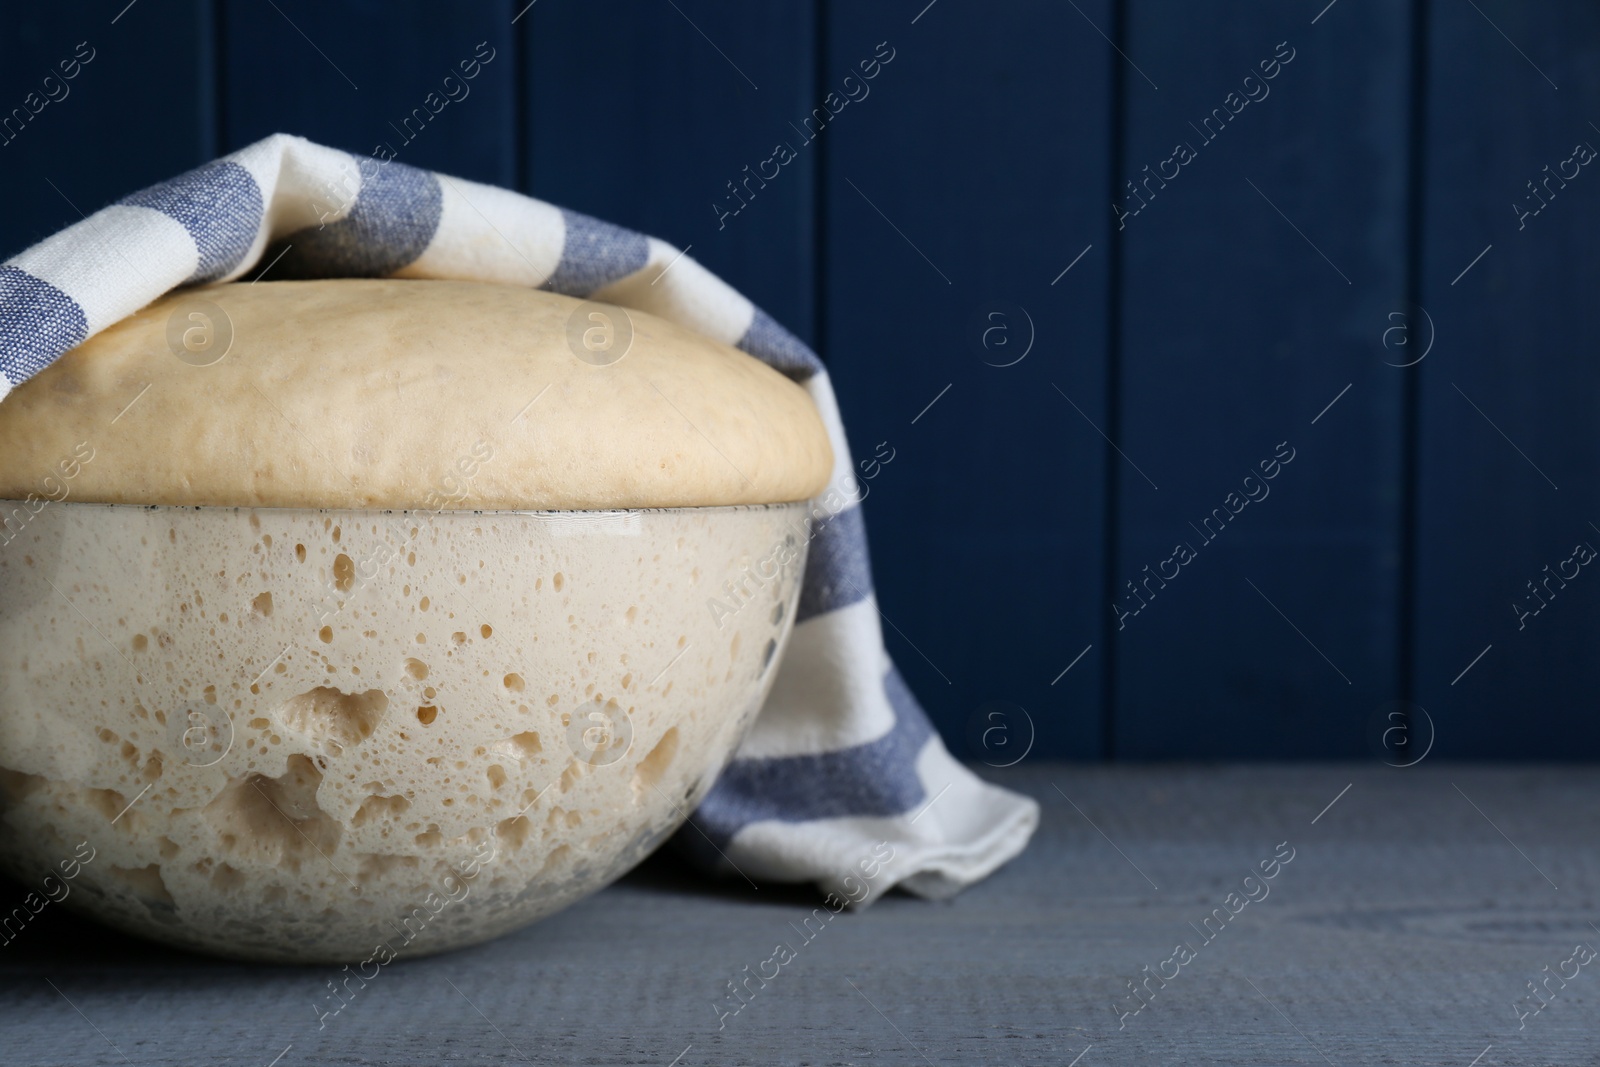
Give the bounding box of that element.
[621,837,822,906]
[0,840,818,983]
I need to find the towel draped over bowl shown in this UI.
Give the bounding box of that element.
[0,134,1037,906]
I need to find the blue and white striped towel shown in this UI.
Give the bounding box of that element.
[0,134,1037,906]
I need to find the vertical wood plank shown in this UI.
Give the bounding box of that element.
[0,0,212,260]
[1111,1,1412,757]
[221,0,517,187]
[524,2,817,344]
[1413,0,1600,756]
[824,0,1115,758]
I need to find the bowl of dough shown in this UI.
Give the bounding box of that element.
[0,280,831,963]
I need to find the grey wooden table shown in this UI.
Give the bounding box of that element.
[3,764,1596,1066]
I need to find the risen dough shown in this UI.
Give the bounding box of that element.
[0,501,808,961]
[0,280,832,509]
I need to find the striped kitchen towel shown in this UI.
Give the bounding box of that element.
[0,133,1037,906]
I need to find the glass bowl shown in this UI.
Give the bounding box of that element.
[0,501,806,963]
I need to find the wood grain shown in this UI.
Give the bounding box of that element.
[1411,0,1600,757]
[822,0,1116,758]
[2,763,1595,1065]
[1110,0,1412,757]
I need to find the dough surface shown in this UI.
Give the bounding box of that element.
[0,280,832,509]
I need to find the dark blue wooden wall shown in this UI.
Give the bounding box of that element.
[1,0,1593,761]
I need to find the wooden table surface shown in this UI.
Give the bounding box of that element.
[3,763,1596,1066]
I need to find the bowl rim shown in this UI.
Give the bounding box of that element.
[0,499,815,516]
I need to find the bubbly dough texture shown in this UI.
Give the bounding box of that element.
[0,502,807,962]
[0,280,832,510]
